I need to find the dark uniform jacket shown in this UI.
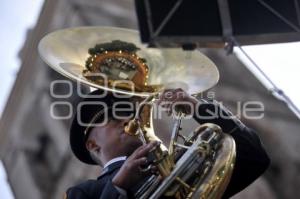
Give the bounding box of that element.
[66,101,271,199]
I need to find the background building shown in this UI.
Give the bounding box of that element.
[0,0,299,198]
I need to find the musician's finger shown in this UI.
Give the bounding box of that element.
[132,157,148,167]
[135,141,158,158]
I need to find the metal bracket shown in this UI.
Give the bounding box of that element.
[217,0,234,54]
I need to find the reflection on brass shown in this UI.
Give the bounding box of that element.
[83,40,162,93]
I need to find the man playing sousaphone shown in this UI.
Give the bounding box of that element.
[38,27,270,199]
[66,41,270,199]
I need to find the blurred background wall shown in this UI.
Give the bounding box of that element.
[0,0,299,198]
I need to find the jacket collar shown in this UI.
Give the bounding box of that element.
[103,156,127,169]
[97,160,125,179]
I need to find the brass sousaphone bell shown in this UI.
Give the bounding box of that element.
[38,26,219,96]
[38,26,236,199]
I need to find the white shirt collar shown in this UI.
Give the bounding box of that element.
[103,156,127,169]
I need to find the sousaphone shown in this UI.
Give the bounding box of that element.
[38,26,235,199]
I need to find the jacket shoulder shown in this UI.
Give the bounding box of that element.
[66,180,101,199]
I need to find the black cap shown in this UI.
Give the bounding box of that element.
[70,89,136,165]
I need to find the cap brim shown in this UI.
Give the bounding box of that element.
[70,112,97,165]
[69,89,136,165]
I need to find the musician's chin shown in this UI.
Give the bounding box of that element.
[121,133,143,155]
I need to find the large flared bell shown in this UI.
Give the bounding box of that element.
[38,26,219,96]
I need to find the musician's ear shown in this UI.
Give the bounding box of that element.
[86,139,100,152]
[85,128,101,153]
[86,138,103,166]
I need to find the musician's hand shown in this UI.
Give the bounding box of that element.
[112,141,159,190]
[157,88,198,116]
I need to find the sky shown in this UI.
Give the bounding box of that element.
[235,42,300,117]
[0,0,44,198]
[0,0,44,115]
[0,1,299,199]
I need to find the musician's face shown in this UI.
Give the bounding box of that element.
[86,117,142,164]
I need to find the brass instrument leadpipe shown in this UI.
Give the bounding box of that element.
[125,93,173,178]
[168,111,184,164]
